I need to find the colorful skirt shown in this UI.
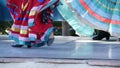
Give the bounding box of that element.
[57,0,120,37]
[7,0,58,46]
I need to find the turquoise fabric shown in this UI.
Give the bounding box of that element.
[57,0,94,36]
[69,0,120,37]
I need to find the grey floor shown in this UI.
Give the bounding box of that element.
[0,35,120,60]
[1,35,120,67]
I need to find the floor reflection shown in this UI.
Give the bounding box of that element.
[1,37,120,60]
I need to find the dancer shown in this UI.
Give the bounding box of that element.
[7,0,59,48]
[56,0,120,38]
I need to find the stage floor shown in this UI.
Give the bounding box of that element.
[0,35,119,60]
[1,35,120,67]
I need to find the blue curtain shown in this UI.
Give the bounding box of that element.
[0,0,12,21]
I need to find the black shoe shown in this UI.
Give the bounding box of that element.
[11,44,23,47]
[47,38,54,46]
[27,45,32,48]
[34,42,45,47]
[93,30,110,40]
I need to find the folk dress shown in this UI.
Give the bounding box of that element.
[7,0,59,46]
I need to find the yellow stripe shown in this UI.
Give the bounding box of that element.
[21,1,29,11]
[29,11,37,16]
[11,27,28,34]
[97,0,120,12]
[11,27,20,32]
[20,30,28,34]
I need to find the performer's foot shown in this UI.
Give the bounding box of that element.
[47,32,54,46]
[47,38,54,46]
[34,42,45,47]
[27,45,32,48]
[11,44,23,47]
[92,30,110,40]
